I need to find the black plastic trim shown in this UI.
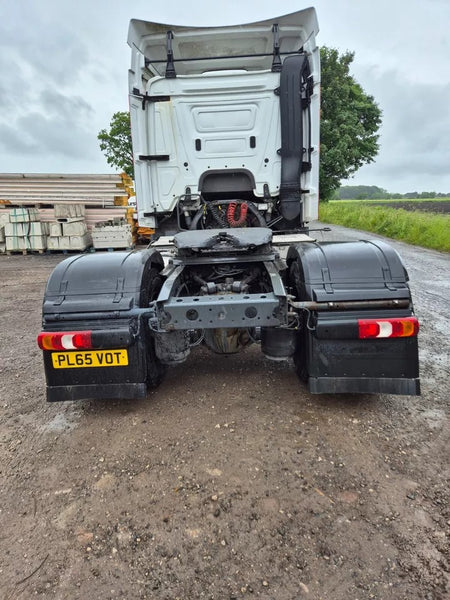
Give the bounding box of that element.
[198,169,255,194]
[271,24,282,72]
[278,53,311,223]
[139,154,170,161]
[287,240,412,302]
[165,30,176,78]
[43,249,164,315]
[308,377,420,396]
[47,383,147,402]
[288,240,421,396]
[40,249,164,402]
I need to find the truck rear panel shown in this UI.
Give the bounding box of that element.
[37,9,420,401]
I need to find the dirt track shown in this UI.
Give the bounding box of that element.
[0,225,448,599]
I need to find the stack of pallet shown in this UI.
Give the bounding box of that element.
[47,204,92,251]
[91,217,134,250]
[0,212,8,253]
[2,208,49,254]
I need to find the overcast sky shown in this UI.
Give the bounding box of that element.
[1,0,449,193]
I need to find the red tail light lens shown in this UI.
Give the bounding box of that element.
[37,331,92,350]
[358,317,419,339]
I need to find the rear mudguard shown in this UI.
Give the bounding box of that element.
[287,240,420,395]
[41,249,163,401]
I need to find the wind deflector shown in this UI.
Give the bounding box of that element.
[127,9,318,75]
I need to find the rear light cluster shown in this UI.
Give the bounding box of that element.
[358,317,419,339]
[37,331,93,351]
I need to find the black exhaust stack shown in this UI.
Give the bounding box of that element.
[278,53,311,224]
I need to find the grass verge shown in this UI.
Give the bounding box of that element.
[319,202,450,252]
[334,197,450,204]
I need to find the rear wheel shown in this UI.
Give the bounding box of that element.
[141,267,166,389]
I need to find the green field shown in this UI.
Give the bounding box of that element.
[334,197,450,205]
[319,201,450,252]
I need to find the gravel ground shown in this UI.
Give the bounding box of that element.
[0,224,448,600]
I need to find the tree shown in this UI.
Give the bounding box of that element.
[338,185,388,200]
[98,111,134,177]
[319,47,382,201]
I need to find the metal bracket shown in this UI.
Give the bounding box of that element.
[165,31,176,78]
[158,292,282,331]
[138,154,170,162]
[132,89,170,110]
[113,277,125,303]
[271,24,282,72]
[54,280,68,306]
[321,267,333,294]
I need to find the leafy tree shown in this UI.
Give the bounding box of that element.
[338,185,388,200]
[98,111,134,177]
[320,47,382,201]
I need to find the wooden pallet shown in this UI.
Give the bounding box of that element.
[46,248,91,255]
[89,246,135,253]
[5,249,45,256]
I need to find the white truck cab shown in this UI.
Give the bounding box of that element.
[127,9,320,232]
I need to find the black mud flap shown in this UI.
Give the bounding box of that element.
[305,334,420,395]
[288,240,420,395]
[40,249,163,402]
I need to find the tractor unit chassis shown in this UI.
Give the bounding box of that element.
[38,229,420,402]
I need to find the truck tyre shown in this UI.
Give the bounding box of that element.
[142,268,167,389]
[289,258,310,384]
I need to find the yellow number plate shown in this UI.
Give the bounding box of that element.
[51,349,128,369]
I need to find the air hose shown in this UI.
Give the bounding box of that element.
[227,201,248,227]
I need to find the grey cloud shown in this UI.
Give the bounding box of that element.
[378,153,450,178]
[350,64,450,189]
[0,18,90,88]
[0,83,12,109]
[0,123,39,155]
[28,33,90,86]
[0,109,97,162]
[39,90,93,121]
[16,112,96,159]
[0,85,95,158]
[0,53,32,109]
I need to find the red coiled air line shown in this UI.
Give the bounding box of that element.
[226,201,248,227]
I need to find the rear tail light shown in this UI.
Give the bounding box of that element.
[358,317,419,339]
[37,331,93,351]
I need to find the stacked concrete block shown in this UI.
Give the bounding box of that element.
[0,212,9,253]
[5,208,48,252]
[58,232,92,251]
[54,203,85,220]
[47,204,91,251]
[49,222,63,237]
[47,231,92,251]
[9,207,40,223]
[92,219,133,249]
